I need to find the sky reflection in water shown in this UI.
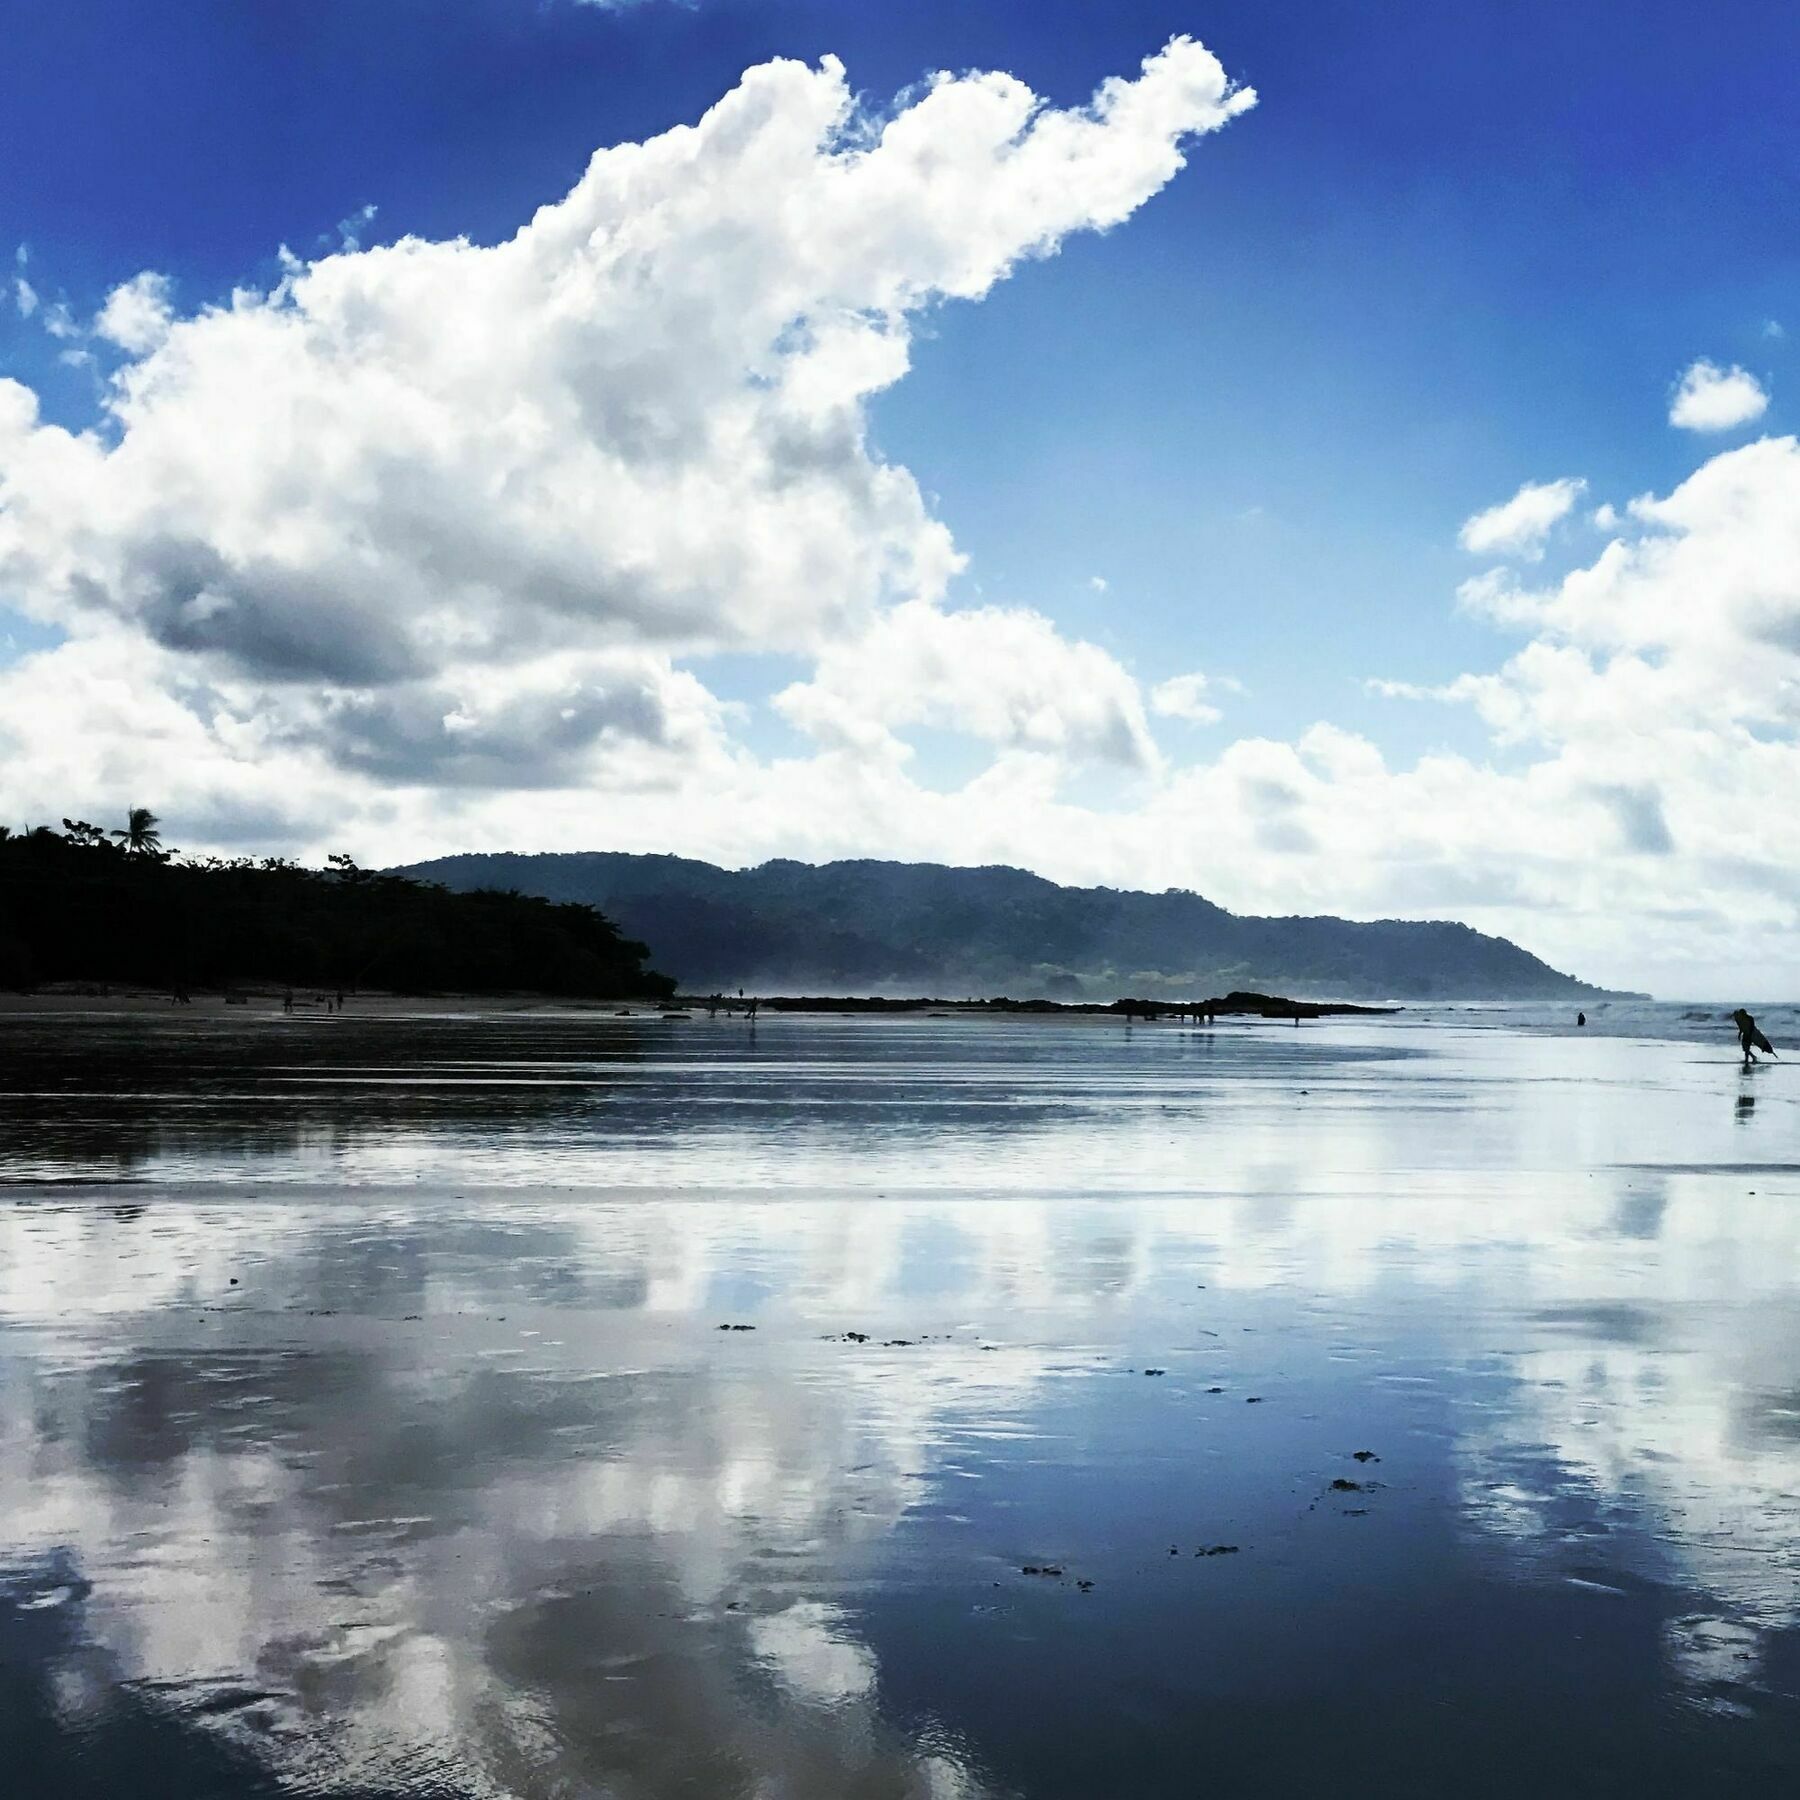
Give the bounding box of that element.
[2,1009,1798,1796]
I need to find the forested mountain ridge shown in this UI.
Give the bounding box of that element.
[394,851,1619,1001]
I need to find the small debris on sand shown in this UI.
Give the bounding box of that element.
[1143,1368,1166,1376]
[1329,1478,1364,1493]
[717,1323,756,1332]
[1077,1579,1095,1592]
[1196,1544,1240,1557]
[1020,1565,1064,1578]
[1352,1449,1380,1463]
[1245,1396,1264,1404]
[1205,1386,1224,1394]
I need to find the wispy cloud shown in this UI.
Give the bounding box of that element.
[330,203,378,252]
[1150,672,1223,725]
[1458,476,1585,561]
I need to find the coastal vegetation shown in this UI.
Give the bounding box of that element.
[0,815,673,998]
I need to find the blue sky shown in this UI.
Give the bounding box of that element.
[6,0,1793,736]
[2,1,1798,989]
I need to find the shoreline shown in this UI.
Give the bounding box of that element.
[671,990,1403,1019]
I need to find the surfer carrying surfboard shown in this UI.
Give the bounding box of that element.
[1733,1008,1776,1066]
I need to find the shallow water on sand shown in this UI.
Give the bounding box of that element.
[2,1007,1799,1797]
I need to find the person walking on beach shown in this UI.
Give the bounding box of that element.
[1733,1008,1776,1066]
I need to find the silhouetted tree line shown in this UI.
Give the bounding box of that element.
[0,815,674,998]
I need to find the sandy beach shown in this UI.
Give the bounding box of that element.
[1,1006,1796,1796]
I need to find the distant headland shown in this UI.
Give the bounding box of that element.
[394,851,1633,1003]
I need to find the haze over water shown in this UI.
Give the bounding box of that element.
[3,1006,1799,1796]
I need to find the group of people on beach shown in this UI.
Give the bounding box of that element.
[282,988,347,1015]
[701,992,758,1019]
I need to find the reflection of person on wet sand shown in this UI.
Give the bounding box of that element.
[1733,1008,1776,1067]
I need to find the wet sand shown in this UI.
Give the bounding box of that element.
[2,1009,1797,1796]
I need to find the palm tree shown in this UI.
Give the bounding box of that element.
[111,807,162,857]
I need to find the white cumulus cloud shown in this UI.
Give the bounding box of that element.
[94,270,175,354]
[1458,476,1586,561]
[774,599,1160,770]
[0,36,1251,806]
[1669,359,1769,432]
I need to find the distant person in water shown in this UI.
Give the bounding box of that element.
[1733,1008,1776,1066]
[1577,1011,1585,1027]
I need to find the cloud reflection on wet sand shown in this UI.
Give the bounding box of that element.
[3,1013,1799,1794]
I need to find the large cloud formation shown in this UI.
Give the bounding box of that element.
[1,38,1798,993]
[0,39,1244,836]
[0,41,1247,708]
